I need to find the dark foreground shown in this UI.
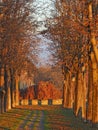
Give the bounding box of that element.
[0,105,97,130]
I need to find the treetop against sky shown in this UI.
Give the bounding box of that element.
[31,0,56,66]
[32,0,56,31]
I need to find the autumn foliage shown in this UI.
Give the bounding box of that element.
[19,86,35,100]
[37,81,62,100]
[19,81,62,100]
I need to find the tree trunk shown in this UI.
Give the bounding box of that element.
[87,59,93,122]
[1,93,5,113]
[73,71,82,116]
[4,66,11,111]
[7,85,11,110]
[4,66,9,112]
[15,76,19,106]
[88,2,98,123]
[63,78,67,108]
[81,73,87,120]
[63,73,72,108]
[73,70,87,119]
[0,93,4,114]
[0,94,1,114]
[71,79,75,108]
[0,68,4,113]
[88,2,98,62]
[67,73,73,108]
[10,69,15,108]
[91,52,98,123]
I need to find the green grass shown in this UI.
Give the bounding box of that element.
[0,108,32,130]
[0,106,97,130]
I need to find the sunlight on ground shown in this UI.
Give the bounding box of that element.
[0,106,97,130]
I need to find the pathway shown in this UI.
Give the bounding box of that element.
[0,106,97,130]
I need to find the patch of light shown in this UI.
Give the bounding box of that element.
[32,0,56,32]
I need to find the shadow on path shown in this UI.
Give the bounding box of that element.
[0,106,97,130]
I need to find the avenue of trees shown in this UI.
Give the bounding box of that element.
[0,0,98,127]
[45,0,98,125]
[0,0,37,113]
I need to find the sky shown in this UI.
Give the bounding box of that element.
[32,0,56,31]
[36,35,53,67]
[31,34,54,67]
[32,0,56,67]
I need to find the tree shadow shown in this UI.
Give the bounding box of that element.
[0,126,10,130]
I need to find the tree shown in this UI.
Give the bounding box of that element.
[0,0,37,112]
[45,0,98,124]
